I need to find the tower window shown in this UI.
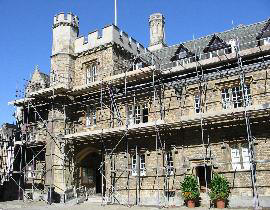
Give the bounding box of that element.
[86,63,97,84]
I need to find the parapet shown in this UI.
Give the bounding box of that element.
[75,24,145,55]
[53,12,79,29]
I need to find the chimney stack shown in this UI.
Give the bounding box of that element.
[148,13,166,51]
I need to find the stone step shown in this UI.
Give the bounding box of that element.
[86,195,103,203]
[200,192,210,207]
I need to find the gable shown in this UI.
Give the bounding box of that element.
[25,68,49,96]
[203,34,230,53]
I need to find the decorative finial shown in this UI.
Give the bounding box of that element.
[34,65,39,72]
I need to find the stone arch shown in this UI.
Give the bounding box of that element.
[75,146,99,163]
[75,146,102,195]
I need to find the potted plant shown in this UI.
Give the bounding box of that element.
[209,173,230,208]
[180,175,200,208]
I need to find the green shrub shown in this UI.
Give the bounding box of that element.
[180,175,200,200]
[209,173,230,201]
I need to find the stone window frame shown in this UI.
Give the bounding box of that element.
[230,142,251,171]
[194,93,201,114]
[131,153,146,177]
[164,151,174,176]
[84,60,98,85]
[110,103,117,128]
[110,154,116,171]
[216,77,253,110]
[127,97,149,126]
[221,84,252,109]
[85,106,97,128]
[26,162,35,179]
[186,86,205,114]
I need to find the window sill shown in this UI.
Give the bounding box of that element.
[229,169,251,172]
[131,174,146,177]
[85,125,96,128]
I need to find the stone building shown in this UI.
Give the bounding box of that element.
[0,123,19,201]
[9,12,270,207]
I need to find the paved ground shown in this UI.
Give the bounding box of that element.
[0,200,257,210]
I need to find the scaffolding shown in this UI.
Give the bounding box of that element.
[3,24,270,209]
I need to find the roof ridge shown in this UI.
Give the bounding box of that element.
[151,17,269,54]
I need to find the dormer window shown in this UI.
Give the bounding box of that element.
[203,35,231,59]
[263,37,270,45]
[134,62,143,70]
[131,58,147,71]
[171,44,195,66]
[178,51,187,59]
[256,19,270,46]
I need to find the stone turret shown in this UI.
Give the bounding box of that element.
[148,13,166,51]
[50,13,79,86]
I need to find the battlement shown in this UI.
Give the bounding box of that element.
[74,24,145,55]
[149,13,165,22]
[53,12,79,29]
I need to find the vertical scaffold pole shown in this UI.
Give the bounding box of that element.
[114,0,118,26]
[236,40,259,209]
[152,53,160,207]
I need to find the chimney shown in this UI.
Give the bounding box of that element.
[148,13,166,51]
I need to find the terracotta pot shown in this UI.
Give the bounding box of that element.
[216,199,225,208]
[187,199,195,208]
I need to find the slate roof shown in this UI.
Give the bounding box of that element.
[39,72,50,87]
[141,18,270,69]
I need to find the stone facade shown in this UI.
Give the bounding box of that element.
[9,12,270,208]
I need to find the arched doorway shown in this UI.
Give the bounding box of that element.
[79,151,102,194]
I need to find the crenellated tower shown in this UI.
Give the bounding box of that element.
[50,12,79,87]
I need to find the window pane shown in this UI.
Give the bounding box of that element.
[140,154,146,176]
[128,105,134,125]
[243,85,252,107]
[135,105,141,124]
[91,107,96,125]
[242,147,251,170]
[232,86,242,108]
[143,104,148,123]
[165,152,174,175]
[194,95,201,113]
[132,155,137,176]
[86,107,91,126]
[221,88,230,109]
[86,64,97,84]
[231,148,241,170]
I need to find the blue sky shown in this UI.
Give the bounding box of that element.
[0,0,269,125]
